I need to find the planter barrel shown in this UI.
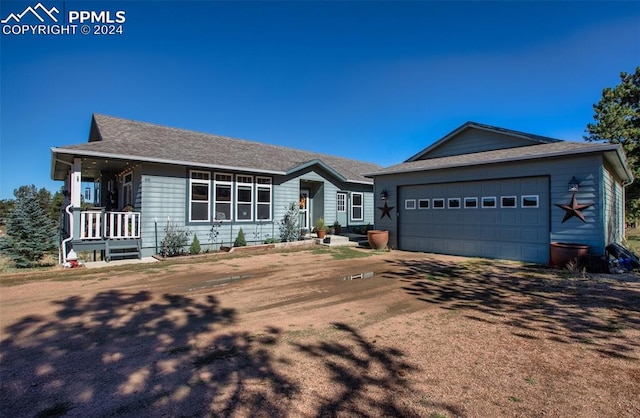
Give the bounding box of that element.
[367,230,389,250]
[550,242,589,268]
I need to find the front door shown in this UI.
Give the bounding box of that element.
[299,189,310,231]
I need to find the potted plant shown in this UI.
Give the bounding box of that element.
[367,229,389,250]
[315,217,327,239]
[332,221,342,235]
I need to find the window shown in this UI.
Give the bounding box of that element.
[433,198,445,209]
[236,175,253,221]
[351,192,363,221]
[337,192,346,212]
[405,199,416,210]
[522,195,539,208]
[256,177,272,220]
[189,170,210,222]
[501,196,517,208]
[482,197,496,208]
[464,197,478,208]
[448,198,461,209]
[214,173,232,221]
[418,199,430,209]
[123,171,133,207]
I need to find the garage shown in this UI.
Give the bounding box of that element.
[397,176,550,263]
[367,122,632,265]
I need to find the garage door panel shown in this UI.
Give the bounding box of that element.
[399,176,549,264]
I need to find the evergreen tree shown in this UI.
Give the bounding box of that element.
[0,187,57,268]
[190,234,201,255]
[585,67,640,221]
[234,228,247,247]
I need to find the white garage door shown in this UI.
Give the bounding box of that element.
[398,176,550,264]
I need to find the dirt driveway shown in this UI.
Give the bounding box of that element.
[1,247,639,417]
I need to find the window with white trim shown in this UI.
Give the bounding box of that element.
[482,197,496,208]
[501,196,517,208]
[433,198,445,209]
[405,199,416,210]
[522,195,539,208]
[351,192,363,221]
[448,198,461,209]
[123,171,133,207]
[189,170,210,222]
[418,199,430,209]
[236,175,253,221]
[337,192,346,212]
[256,177,272,220]
[214,173,232,221]
[464,197,478,208]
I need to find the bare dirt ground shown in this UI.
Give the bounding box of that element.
[1,247,639,418]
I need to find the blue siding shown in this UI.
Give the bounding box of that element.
[421,129,543,159]
[373,153,607,261]
[138,163,373,256]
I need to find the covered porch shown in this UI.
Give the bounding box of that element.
[51,154,142,263]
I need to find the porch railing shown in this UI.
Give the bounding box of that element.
[80,210,141,240]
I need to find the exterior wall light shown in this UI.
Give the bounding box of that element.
[380,189,388,200]
[568,177,579,192]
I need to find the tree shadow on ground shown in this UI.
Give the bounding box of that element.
[386,258,640,360]
[292,322,465,418]
[0,290,298,417]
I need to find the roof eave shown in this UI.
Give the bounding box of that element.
[405,122,561,162]
[366,144,626,177]
[50,147,286,176]
[285,159,348,182]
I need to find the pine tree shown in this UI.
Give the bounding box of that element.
[190,233,201,255]
[234,228,247,247]
[0,188,58,268]
[585,67,640,221]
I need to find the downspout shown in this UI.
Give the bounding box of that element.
[56,158,75,264]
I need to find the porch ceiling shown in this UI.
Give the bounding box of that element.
[51,153,135,181]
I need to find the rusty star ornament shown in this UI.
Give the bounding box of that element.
[554,193,594,223]
[378,201,395,219]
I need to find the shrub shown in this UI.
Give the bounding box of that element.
[160,221,190,257]
[279,202,300,242]
[190,234,201,255]
[234,228,247,247]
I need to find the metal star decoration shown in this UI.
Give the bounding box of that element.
[554,193,594,223]
[378,202,395,219]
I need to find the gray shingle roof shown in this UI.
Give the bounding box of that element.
[366,140,631,180]
[55,114,381,184]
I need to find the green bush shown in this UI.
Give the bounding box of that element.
[160,221,190,257]
[234,228,247,247]
[190,234,201,255]
[279,202,300,242]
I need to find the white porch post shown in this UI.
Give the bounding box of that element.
[71,158,82,208]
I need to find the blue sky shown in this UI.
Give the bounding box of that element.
[1,0,639,199]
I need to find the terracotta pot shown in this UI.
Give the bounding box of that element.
[550,242,589,268]
[317,230,326,239]
[367,230,389,250]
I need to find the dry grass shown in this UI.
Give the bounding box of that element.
[1,249,638,417]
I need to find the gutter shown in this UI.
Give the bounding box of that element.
[51,147,374,185]
[55,158,74,264]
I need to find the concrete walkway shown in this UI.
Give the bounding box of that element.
[83,257,159,269]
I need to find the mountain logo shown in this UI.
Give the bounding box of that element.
[1,3,59,24]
